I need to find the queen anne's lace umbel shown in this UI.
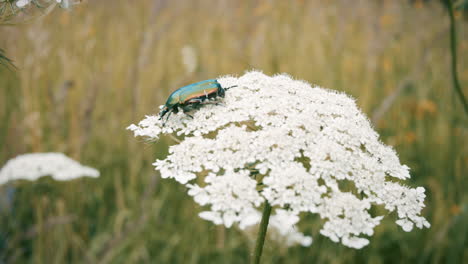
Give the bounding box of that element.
[128,71,430,249]
[0,153,99,185]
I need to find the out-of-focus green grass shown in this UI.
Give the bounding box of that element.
[1,0,467,263]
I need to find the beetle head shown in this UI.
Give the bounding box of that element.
[159,106,170,120]
[218,87,226,97]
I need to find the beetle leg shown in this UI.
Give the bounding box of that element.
[162,106,179,126]
[182,106,195,119]
[201,100,223,106]
[162,110,173,127]
[187,98,203,104]
[182,110,194,118]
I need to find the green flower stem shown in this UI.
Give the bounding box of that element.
[252,201,272,264]
[444,0,468,116]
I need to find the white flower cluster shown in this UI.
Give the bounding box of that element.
[268,209,313,247]
[128,71,430,249]
[0,153,99,185]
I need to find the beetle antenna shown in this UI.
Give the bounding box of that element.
[225,85,238,90]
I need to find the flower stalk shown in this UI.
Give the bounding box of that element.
[253,201,272,264]
[444,0,468,116]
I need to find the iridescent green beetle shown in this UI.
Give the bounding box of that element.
[159,79,236,125]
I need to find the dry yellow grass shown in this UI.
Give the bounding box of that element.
[0,0,467,263]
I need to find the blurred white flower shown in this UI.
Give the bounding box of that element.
[181,45,197,75]
[128,71,430,249]
[57,0,73,9]
[15,0,31,7]
[15,0,71,9]
[0,153,99,185]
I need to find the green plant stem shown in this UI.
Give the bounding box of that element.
[445,0,468,116]
[0,48,16,70]
[252,201,272,264]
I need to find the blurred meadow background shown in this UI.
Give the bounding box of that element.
[1,0,467,263]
